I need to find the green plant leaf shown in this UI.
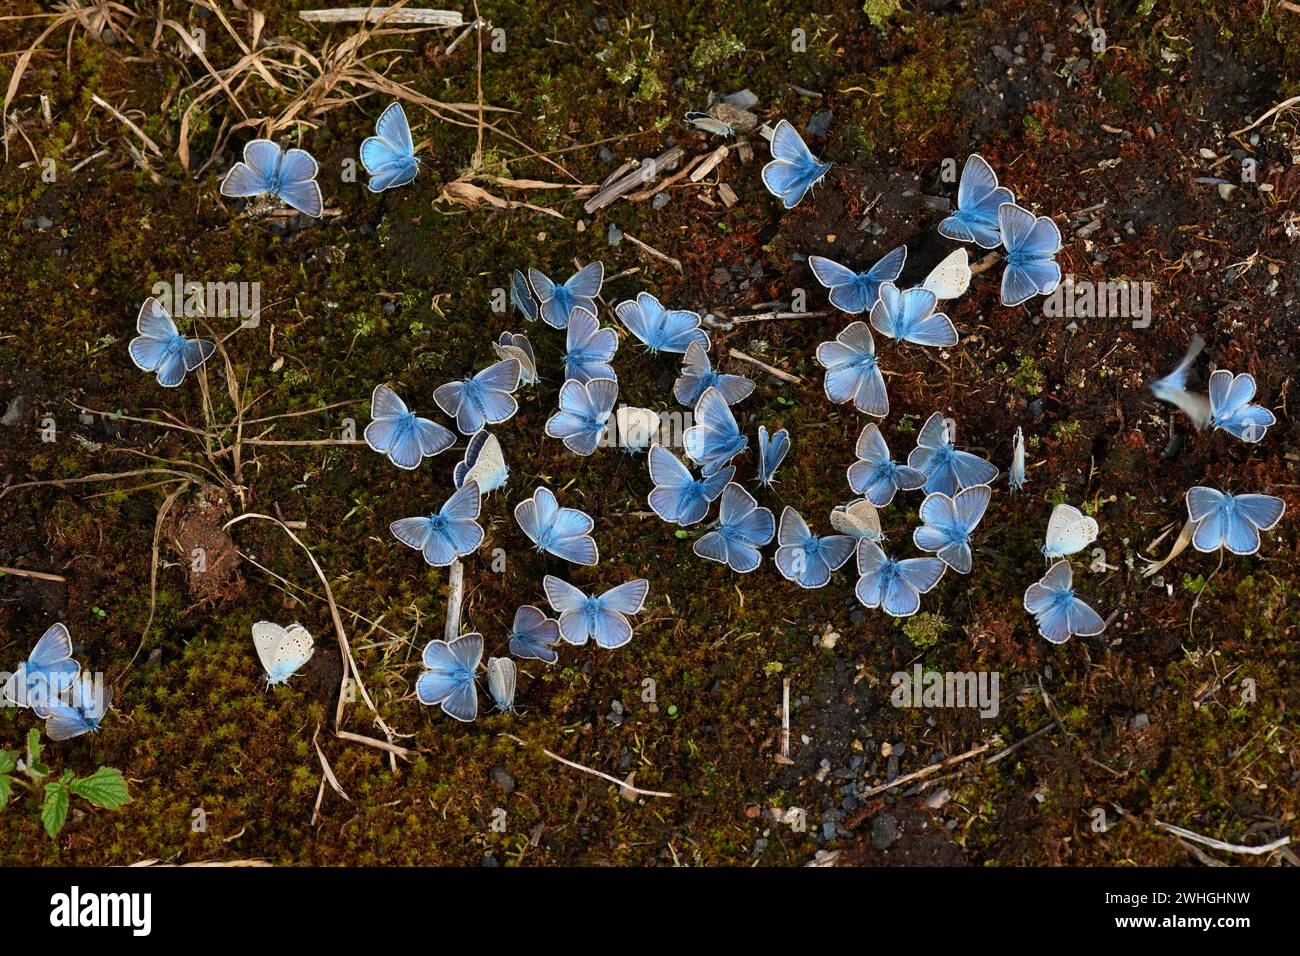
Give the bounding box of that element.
[0,749,18,774]
[70,767,131,809]
[42,782,69,839]
[26,728,41,768]
[0,773,12,807]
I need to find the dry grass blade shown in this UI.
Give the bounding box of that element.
[299,7,464,26]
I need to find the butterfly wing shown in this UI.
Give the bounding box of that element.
[922,248,972,300]
[220,139,281,197]
[510,605,561,663]
[545,505,599,566]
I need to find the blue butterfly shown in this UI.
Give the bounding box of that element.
[693,482,775,573]
[542,576,650,649]
[684,387,748,477]
[807,246,907,314]
[390,481,485,566]
[869,282,958,348]
[564,308,619,383]
[1186,486,1285,555]
[434,358,521,435]
[510,269,540,321]
[761,119,832,208]
[998,203,1062,307]
[452,429,508,494]
[647,443,733,526]
[360,102,419,192]
[252,621,315,687]
[515,486,599,565]
[847,423,927,507]
[2,622,80,718]
[508,605,561,664]
[815,320,889,416]
[364,384,454,470]
[1009,427,1027,492]
[615,291,710,353]
[673,340,755,407]
[528,262,604,329]
[416,632,482,722]
[128,297,216,388]
[913,484,992,574]
[485,657,517,713]
[937,154,1014,249]
[755,426,790,487]
[1023,560,1106,644]
[908,413,998,497]
[45,679,111,741]
[854,541,947,618]
[220,139,324,217]
[545,377,619,456]
[1148,334,1211,428]
[774,507,856,589]
[1208,370,1276,443]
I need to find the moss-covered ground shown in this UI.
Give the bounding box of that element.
[0,0,1297,865]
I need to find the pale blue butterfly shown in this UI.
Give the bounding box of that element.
[510,269,540,321]
[128,297,216,388]
[528,262,604,329]
[684,387,748,477]
[673,340,755,407]
[542,576,650,649]
[252,621,314,687]
[647,443,733,526]
[913,484,992,574]
[937,154,1014,249]
[508,605,561,664]
[854,540,947,618]
[485,657,517,713]
[1148,333,1211,428]
[220,139,323,217]
[360,102,419,192]
[1024,560,1105,644]
[364,383,454,470]
[807,246,907,314]
[693,482,775,574]
[755,426,790,487]
[815,320,889,416]
[390,481,485,566]
[761,119,832,208]
[1186,486,1285,555]
[545,377,618,456]
[1041,503,1098,560]
[615,291,710,353]
[774,507,856,589]
[45,680,111,742]
[416,632,481,722]
[869,282,958,348]
[434,357,521,435]
[514,486,599,565]
[1,622,80,718]
[1208,370,1276,443]
[453,429,508,494]
[908,413,997,496]
[564,308,618,383]
[1009,427,1027,492]
[998,202,1062,307]
[848,423,927,507]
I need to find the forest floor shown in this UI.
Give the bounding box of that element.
[0,0,1297,866]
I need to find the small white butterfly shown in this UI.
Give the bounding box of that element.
[920,248,972,300]
[1009,427,1026,492]
[614,406,660,453]
[453,430,508,494]
[1042,503,1098,559]
[492,331,539,386]
[251,621,315,686]
[485,657,517,712]
[830,498,884,541]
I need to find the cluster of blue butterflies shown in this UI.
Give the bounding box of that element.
[2,624,110,740]
[756,122,1286,641]
[106,104,1288,736]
